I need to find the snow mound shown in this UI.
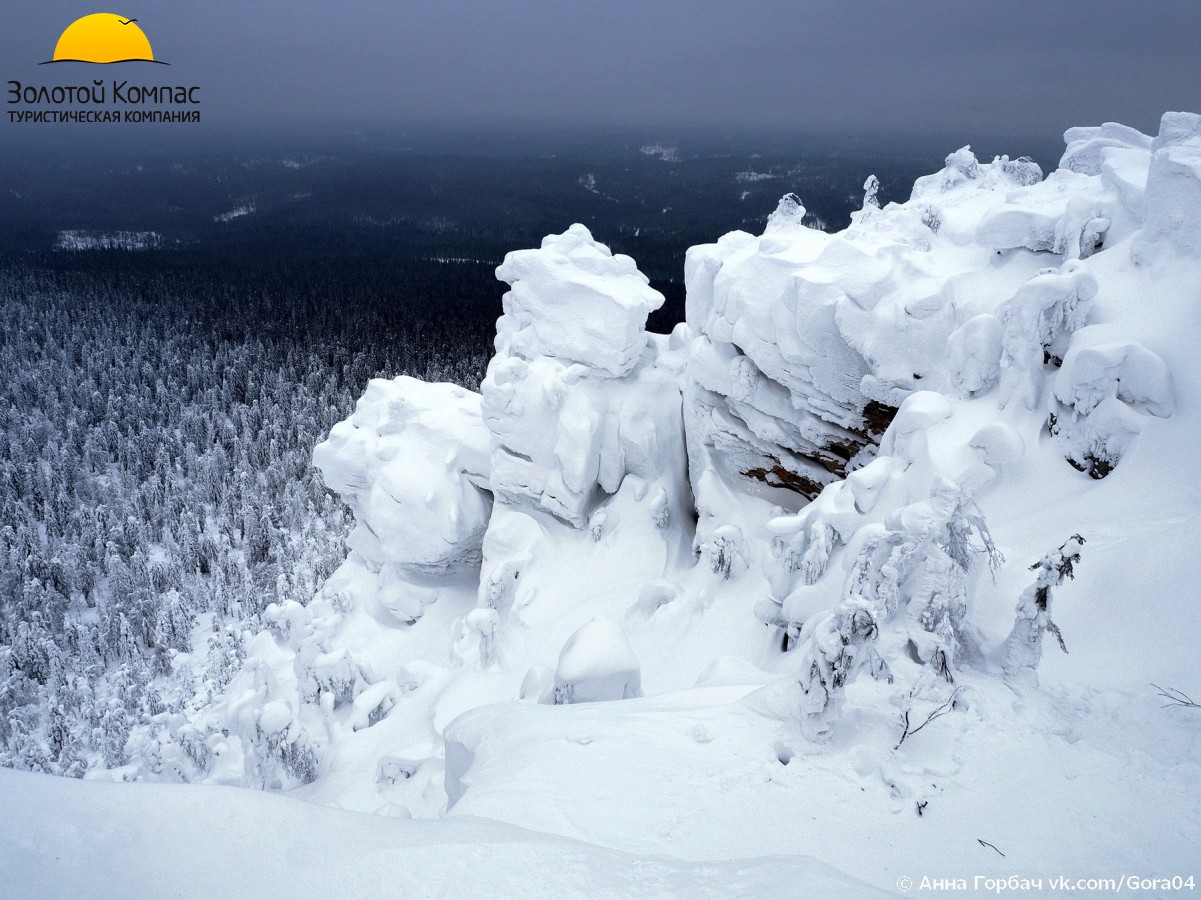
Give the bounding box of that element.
[551,617,642,704]
[1054,328,1173,418]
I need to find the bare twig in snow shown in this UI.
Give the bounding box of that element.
[1152,684,1200,710]
[896,687,962,749]
[978,839,1006,857]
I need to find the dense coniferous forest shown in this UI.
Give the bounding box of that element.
[0,254,498,775]
[0,134,953,778]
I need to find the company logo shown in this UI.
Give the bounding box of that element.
[43,13,168,66]
[7,13,201,125]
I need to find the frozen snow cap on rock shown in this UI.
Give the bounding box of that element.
[551,617,642,704]
[877,391,951,465]
[1060,122,1153,176]
[494,223,664,377]
[1135,112,1201,260]
[1152,111,1201,151]
[1053,329,1174,419]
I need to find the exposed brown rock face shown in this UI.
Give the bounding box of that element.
[861,400,899,443]
[741,463,827,501]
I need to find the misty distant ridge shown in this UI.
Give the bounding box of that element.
[0,126,1062,268]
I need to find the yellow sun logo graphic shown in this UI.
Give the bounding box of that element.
[43,13,167,65]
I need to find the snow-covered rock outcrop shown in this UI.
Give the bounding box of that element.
[315,376,492,577]
[681,147,1093,544]
[470,225,693,667]
[170,112,1201,894]
[482,224,686,526]
[312,376,492,625]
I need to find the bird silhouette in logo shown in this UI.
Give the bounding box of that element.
[43,13,167,64]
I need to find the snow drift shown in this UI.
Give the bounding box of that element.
[0,768,885,899]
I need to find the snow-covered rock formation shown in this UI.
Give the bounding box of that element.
[471,224,693,670]
[315,376,492,580]
[155,112,1201,892]
[313,376,493,623]
[481,223,688,527]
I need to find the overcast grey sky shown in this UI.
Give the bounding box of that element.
[5,0,1199,139]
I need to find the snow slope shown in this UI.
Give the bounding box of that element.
[81,112,1201,895]
[0,768,884,899]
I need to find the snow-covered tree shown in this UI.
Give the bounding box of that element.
[862,174,881,210]
[792,479,1001,734]
[1003,535,1085,682]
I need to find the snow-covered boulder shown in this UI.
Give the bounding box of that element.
[1059,122,1152,176]
[314,376,492,574]
[877,390,951,465]
[997,261,1098,410]
[1046,325,1174,478]
[550,617,642,704]
[946,314,1003,396]
[1054,329,1174,419]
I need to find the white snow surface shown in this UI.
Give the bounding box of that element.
[0,768,883,899]
[43,113,1201,895]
